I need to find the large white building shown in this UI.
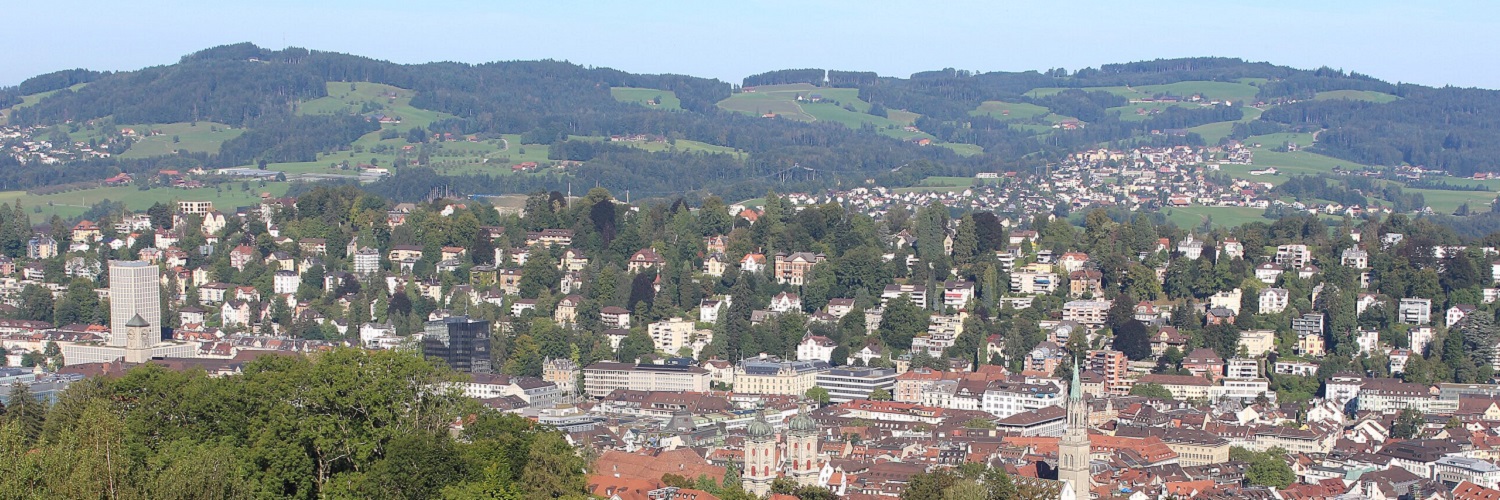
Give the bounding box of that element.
[110,260,160,347]
[1062,300,1110,327]
[732,357,831,396]
[796,335,837,362]
[581,361,709,397]
[981,379,1064,419]
[1258,288,1289,314]
[816,367,897,402]
[1399,298,1432,325]
[273,270,300,295]
[647,317,698,354]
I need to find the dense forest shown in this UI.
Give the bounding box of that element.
[7,45,1500,202]
[0,349,590,499]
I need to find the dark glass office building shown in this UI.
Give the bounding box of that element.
[422,316,492,373]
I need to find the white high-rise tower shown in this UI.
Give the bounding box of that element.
[109,260,160,347]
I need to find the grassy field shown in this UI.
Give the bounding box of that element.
[1027,81,1260,102]
[1,84,88,125]
[1135,81,1260,102]
[1110,101,1204,122]
[917,176,978,187]
[1402,186,1496,214]
[610,87,682,111]
[570,135,744,158]
[970,100,1051,121]
[718,84,984,150]
[892,185,966,194]
[1185,106,1264,143]
[0,183,291,222]
[718,84,925,138]
[118,122,243,158]
[939,143,985,156]
[1313,90,1399,103]
[1163,206,1270,229]
[298,82,455,131]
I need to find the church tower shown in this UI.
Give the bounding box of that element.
[742,410,778,497]
[124,314,152,364]
[786,403,819,487]
[1059,359,1091,500]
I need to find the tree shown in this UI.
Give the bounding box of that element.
[617,331,655,363]
[878,295,926,350]
[901,470,958,500]
[1112,320,1152,361]
[1391,407,1424,439]
[1129,382,1173,399]
[805,387,831,406]
[17,285,54,324]
[6,383,42,445]
[869,388,892,401]
[1244,448,1295,489]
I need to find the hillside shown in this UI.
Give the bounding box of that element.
[2,45,1500,216]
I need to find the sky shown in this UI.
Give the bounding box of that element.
[2,1,1495,89]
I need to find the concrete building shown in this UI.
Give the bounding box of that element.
[1258,288,1289,314]
[582,361,710,397]
[816,367,897,403]
[1399,298,1432,325]
[1238,330,1276,358]
[1061,300,1110,327]
[1436,456,1500,489]
[110,260,161,347]
[647,317,697,355]
[981,379,1064,419]
[273,270,299,295]
[353,247,380,274]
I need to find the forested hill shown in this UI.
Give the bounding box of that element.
[4,45,1500,203]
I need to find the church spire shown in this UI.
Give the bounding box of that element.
[1069,354,1082,401]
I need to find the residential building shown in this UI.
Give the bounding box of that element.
[1068,270,1103,298]
[981,379,1064,419]
[627,248,665,273]
[1258,288,1289,314]
[1254,263,1284,284]
[1276,244,1311,268]
[1087,350,1130,395]
[1342,247,1369,269]
[943,280,976,307]
[177,200,213,215]
[796,335,837,363]
[882,284,928,309]
[353,247,380,274]
[273,270,299,295]
[601,306,631,330]
[1238,330,1275,357]
[1449,304,1479,328]
[1399,298,1432,325]
[647,317,698,355]
[1061,300,1110,327]
[774,252,825,285]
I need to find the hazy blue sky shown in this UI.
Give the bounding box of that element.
[3,1,1494,88]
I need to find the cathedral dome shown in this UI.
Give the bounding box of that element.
[788,411,816,432]
[747,414,774,439]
